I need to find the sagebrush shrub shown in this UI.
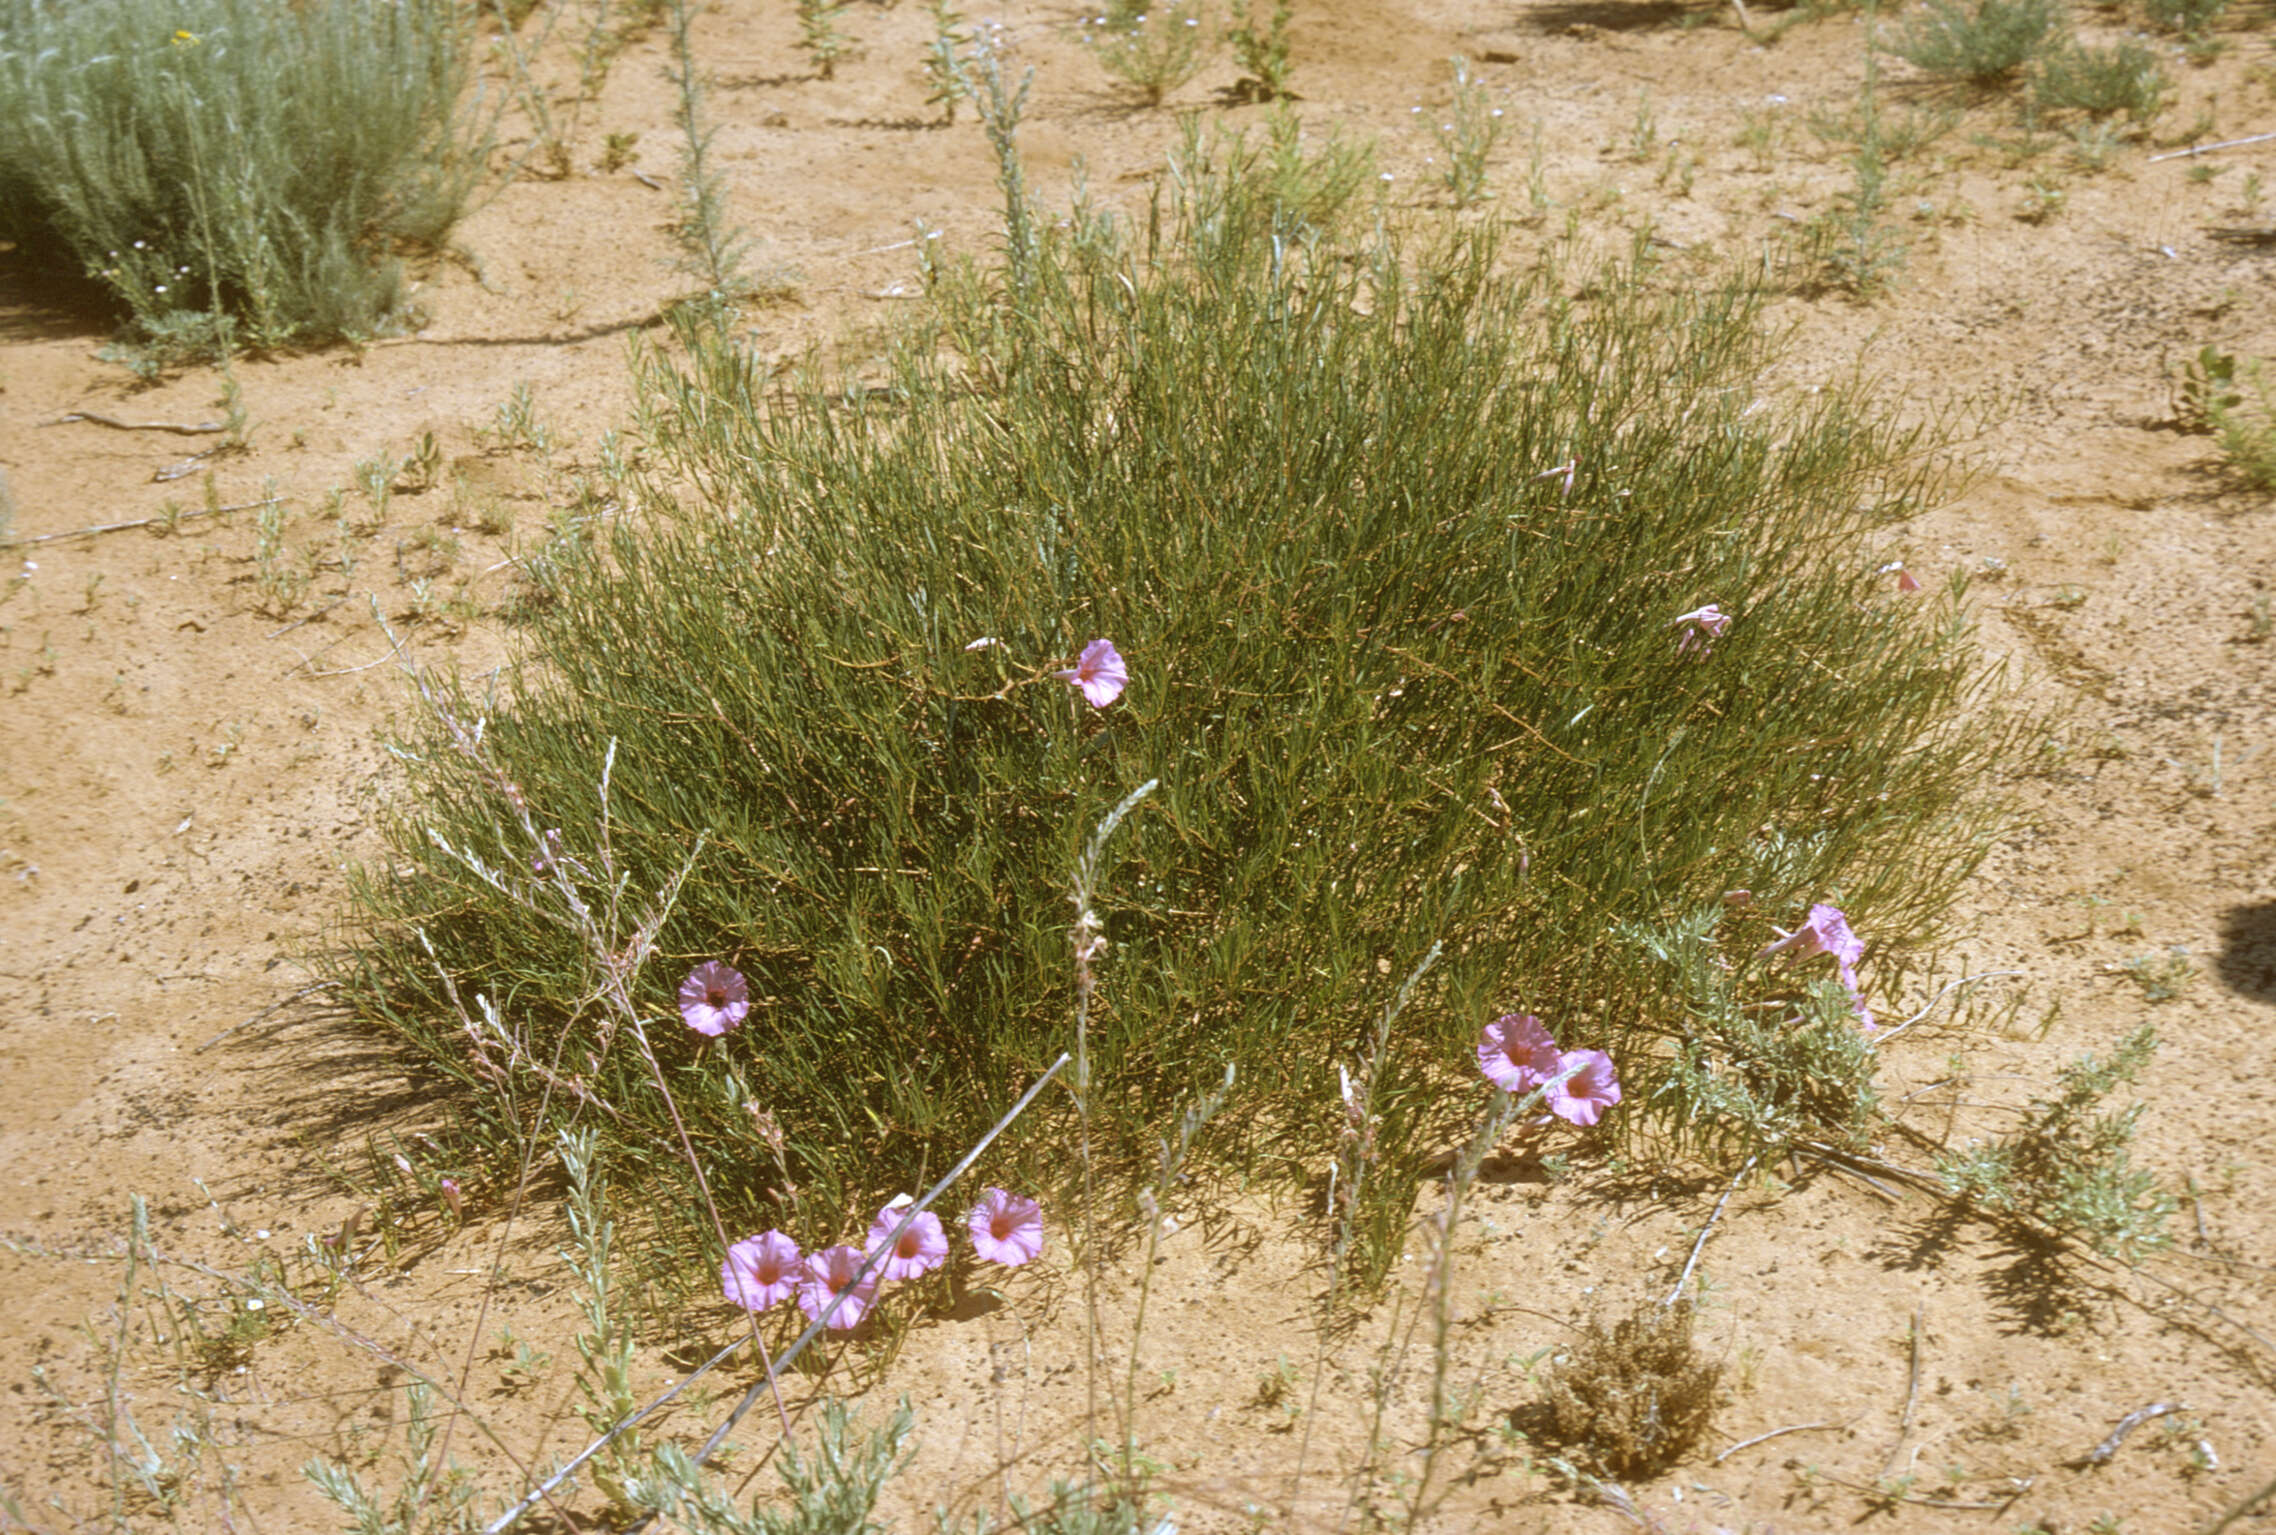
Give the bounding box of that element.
[1886,0,2059,84]
[0,0,481,354]
[2033,38,2169,121]
[338,124,2012,1289]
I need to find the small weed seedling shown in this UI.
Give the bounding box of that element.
[1432,56,1506,207]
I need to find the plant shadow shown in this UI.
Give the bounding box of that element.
[2214,900,2276,1004]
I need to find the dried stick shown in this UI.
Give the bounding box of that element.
[1872,969,2025,1047]
[43,411,224,435]
[0,497,285,548]
[2150,131,2276,163]
[2203,1467,2276,1533]
[1713,1420,1839,1464]
[2067,1401,2185,1467]
[1666,1154,1755,1307]
[1883,1307,1922,1473]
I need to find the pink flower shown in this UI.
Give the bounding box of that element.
[1546,1048,1622,1127]
[967,1187,1044,1266]
[1672,604,1731,657]
[797,1244,880,1330]
[867,1199,949,1281]
[1760,903,1873,1026]
[1055,639,1128,708]
[678,961,750,1037]
[1895,567,1922,593]
[722,1230,803,1312]
[1759,903,1864,978]
[1477,1013,1561,1095]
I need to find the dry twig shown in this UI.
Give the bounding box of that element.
[2067,1401,2185,1468]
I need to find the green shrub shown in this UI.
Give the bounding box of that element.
[1084,0,1214,106]
[0,0,482,355]
[2204,354,2276,491]
[336,126,2012,1289]
[1940,1025,2176,1259]
[2144,0,2227,34]
[1886,0,2059,84]
[2033,38,2169,121]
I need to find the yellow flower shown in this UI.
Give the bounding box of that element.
[172,29,200,46]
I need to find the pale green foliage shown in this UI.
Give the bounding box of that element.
[2033,39,2168,122]
[0,0,480,353]
[922,0,972,122]
[1432,56,1506,208]
[1085,0,1214,106]
[636,1401,916,1535]
[305,1385,484,1535]
[796,0,853,79]
[2145,0,2227,36]
[1886,0,2058,84]
[1224,0,1293,99]
[1940,1025,2177,1259]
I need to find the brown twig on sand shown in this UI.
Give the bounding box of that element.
[0,496,285,548]
[2203,1467,2276,1533]
[1884,1307,1923,1473]
[2067,1401,2185,1467]
[2149,131,2276,163]
[43,410,224,435]
[1713,1421,1840,1464]
[1666,1154,1755,1307]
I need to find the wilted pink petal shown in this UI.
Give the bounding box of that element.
[1545,1048,1622,1127]
[678,961,750,1038]
[1477,1013,1561,1095]
[867,1198,949,1281]
[1055,639,1128,708]
[1723,888,1754,906]
[797,1244,880,1329]
[1895,567,1922,593]
[722,1230,803,1312]
[967,1187,1045,1266]
[1672,604,1731,657]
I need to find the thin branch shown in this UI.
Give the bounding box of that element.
[0,497,286,548]
[1872,970,2025,1047]
[2149,131,2276,162]
[1665,1154,1754,1307]
[43,411,225,435]
[1713,1421,1839,1464]
[1883,1307,1922,1474]
[2067,1401,2185,1468]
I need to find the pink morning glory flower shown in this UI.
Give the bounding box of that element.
[1672,604,1732,657]
[678,961,749,1038]
[1545,1048,1622,1127]
[967,1187,1044,1266]
[1759,903,1864,977]
[868,1198,949,1281]
[1477,1013,1562,1095]
[797,1244,880,1330]
[1055,639,1128,708]
[722,1230,803,1312]
[1761,903,1874,1025]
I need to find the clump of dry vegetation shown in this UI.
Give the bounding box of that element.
[1539,1300,1723,1479]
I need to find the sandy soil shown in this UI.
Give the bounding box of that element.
[3,0,2274,1530]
